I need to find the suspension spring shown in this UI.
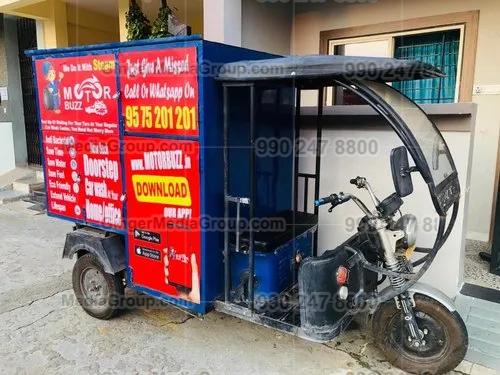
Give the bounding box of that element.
[386,257,407,289]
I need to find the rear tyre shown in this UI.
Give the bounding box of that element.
[72,253,124,320]
[372,294,468,374]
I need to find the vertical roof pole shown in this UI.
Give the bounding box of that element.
[223,85,230,302]
[313,87,324,256]
[248,84,256,312]
[294,87,301,212]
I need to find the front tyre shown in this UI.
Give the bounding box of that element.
[72,253,125,320]
[372,294,468,374]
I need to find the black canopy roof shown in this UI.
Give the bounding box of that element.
[217,55,444,84]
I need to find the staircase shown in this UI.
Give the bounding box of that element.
[455,284,500,370]
[0,168,45,205]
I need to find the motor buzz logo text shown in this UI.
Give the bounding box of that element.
[61,58,114,114]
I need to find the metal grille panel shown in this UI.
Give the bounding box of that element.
[17,17,39,165]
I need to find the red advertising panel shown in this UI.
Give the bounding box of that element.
[35,54,123,229]
[119,47,199,137]
[125,137,201,303]
[79,134,123,228]
[35,54,119,135]
[42,131,85,220]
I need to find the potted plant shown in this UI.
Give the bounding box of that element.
[126,0,151,41]
[151,0,173,39]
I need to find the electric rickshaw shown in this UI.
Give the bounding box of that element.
[34,41,468,375]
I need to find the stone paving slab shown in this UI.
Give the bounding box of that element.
[0,201,491,374]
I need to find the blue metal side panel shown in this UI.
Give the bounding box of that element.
[199,41,279,306]
[225,92,295,219]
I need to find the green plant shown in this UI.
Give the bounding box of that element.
[151,0,173,38]
[126,0,151,41]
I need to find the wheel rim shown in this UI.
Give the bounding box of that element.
[389,309,449,360]
[80,266,109,313]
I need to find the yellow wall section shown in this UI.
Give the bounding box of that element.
[118,0,204,42]
[118,0,128,42]
[0,0,119,47]
[66,4,119,46]
[44,0,68,48]
[1,0,202,45]
[0,0,69,48]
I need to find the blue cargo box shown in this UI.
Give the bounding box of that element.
[27,36,278,315]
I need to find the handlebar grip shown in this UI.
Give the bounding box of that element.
[314,194,336,207]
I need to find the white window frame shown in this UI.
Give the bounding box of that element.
[327,25,465,105]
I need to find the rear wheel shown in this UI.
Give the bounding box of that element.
[372,294,468,374]
[72,253,124,320]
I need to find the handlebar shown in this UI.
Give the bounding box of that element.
[315,176,382,216]
[315,192,375,217]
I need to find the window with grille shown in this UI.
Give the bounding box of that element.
[328,27,463,105]
[393,30,460,104]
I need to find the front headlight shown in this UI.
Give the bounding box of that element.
[395,214,418,248]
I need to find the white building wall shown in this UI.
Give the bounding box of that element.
[0,122,16,175]
[241,0,292,55]
[297,120,472,297]
[291,0,500,243]
[203,0,242,46]
[212,0,478,297]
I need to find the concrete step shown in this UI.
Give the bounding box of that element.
[0,183,12,192]
[0,167,45,205]
[0,189,29,204]
[35,169,44,181]
[12,175,44,195]
[455,290,500,371]
[0,167,35,190]
[29,186,47,206]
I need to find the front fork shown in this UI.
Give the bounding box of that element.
[374,220,424,346]
[396,293,425,346]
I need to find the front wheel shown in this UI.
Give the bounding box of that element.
[372,294,468,374]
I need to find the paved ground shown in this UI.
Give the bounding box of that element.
[0,201,496,374]
[464,240,500,290]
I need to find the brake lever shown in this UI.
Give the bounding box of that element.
[350,176,367,189]
[327,192,350,213]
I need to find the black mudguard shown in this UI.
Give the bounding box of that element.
[299,234,379,342]
[63,227,125,275]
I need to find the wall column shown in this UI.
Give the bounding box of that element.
[203,0,241,46]
[0,14,17,173]
[4,15,27,166]
[42,0,67,48]
[0,0,67,48]
[118,0,128,42]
